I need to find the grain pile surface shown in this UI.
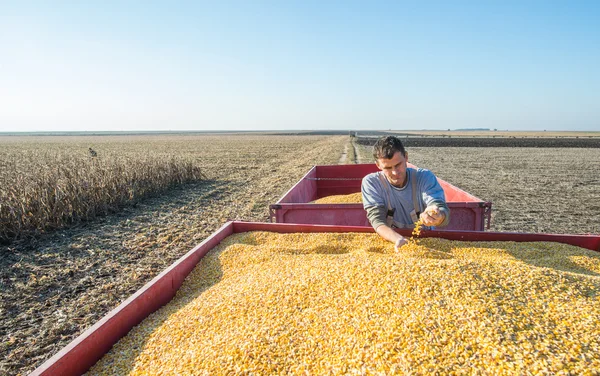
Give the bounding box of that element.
[87,232,600,375]
[313,192,363,204]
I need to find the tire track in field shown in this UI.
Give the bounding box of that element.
[236,136,347,220]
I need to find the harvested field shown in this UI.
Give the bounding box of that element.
[1,134,599,375]
[355,143,600,235]
[394,130,600,138]
[357,136,600,148]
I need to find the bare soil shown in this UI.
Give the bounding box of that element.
[356,144,600,234]
[357,136,600,148]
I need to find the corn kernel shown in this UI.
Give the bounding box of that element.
[87,232,600,375]
[312,193,362,204]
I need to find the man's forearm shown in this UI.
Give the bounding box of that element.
[375,224,404,245]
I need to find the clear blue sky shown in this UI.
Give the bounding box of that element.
[1,1,599,132]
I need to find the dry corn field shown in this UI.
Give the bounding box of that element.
[1,133,599,375]
[0,141,206,243]
[88,231,600,375]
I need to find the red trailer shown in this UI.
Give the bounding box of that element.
[31,221,600,376]
[270,164,492,231]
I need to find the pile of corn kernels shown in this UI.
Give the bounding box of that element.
[313,192,363,204]
[88,232,600,375]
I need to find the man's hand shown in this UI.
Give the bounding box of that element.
[374,224,408,252]
[420,206,445,227]
[394,236,408,252]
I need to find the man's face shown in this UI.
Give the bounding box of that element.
[376,151,408,187]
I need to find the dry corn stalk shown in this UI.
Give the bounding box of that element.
[88,232,600,375]
[0,147,205,243]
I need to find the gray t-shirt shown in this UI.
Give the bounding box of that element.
[361,167,449,229]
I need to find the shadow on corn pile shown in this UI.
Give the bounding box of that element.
[458,241,600,278]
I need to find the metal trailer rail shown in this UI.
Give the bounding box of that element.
[31,221,600,376]
[270,164,492,231]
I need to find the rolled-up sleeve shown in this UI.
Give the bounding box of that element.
[365,205,387,230]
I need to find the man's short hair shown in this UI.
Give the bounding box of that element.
[373,136,407,160]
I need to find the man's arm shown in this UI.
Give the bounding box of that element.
[362,174,408,250]
[365,206,408,250]
[418,170,451,227]
[376,224,408,250]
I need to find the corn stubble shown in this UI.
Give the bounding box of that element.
[0,150,205,242]
[88,232,600,375]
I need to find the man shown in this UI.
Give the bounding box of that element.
[361,136,450,251]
